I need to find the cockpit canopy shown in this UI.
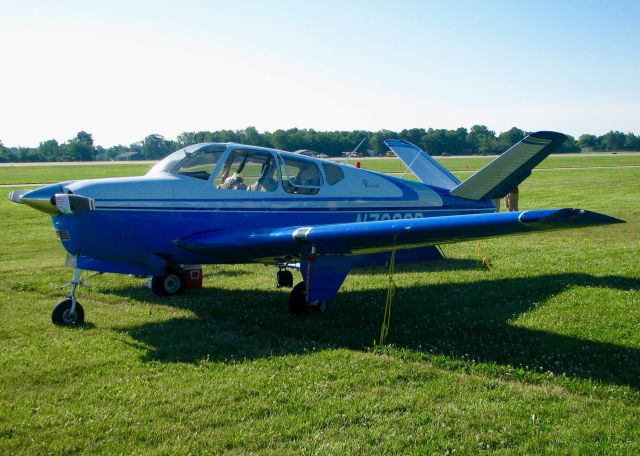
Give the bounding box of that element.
[148,143,345,194]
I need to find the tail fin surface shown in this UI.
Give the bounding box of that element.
[449,131,567,200]
[384,139,460,190]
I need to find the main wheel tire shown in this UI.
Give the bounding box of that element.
[51,299,85,326]
[151,270,186,296]
[277,270,294,288]
[288,281,309,315]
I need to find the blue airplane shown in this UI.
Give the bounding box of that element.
[9,131,622,325]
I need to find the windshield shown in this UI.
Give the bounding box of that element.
[147,144,227,180]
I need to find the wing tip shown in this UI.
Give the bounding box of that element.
[521,208,625,227]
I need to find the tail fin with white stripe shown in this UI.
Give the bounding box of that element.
[449,131,567,200]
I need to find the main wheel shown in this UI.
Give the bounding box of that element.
[52,299,85,326]
[151,269,186,296]
[277,270,294,288]
[288,281,309,315]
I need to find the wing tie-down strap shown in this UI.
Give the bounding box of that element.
[379,248,397,345]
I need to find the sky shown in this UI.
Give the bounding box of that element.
[1,0,638,147]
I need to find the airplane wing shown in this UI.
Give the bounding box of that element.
[176,208,623,261]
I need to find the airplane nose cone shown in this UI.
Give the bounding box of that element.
[20,184,64,214]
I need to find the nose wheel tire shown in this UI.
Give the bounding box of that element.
[151,270,186,296]
[52,299,85,326]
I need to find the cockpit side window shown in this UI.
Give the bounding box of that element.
[172,145,225,180]
[279,155,323,195]
[215,150,279,192]
[322,163,345,185]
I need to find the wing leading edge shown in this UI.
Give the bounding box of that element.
[176,209,623,261]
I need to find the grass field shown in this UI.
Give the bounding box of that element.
[1,156,638,454]
[0,163,152,185]
[1,152,639,185]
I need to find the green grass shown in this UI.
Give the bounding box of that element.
[1,159,639,454]
[355,153,640,174]
[2,152,639,185]
[0,163,152,185]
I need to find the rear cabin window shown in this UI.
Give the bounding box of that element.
[215,150,279,192]
[322,163,345,185]
[280,155,323,195]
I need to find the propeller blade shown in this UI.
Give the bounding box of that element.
[8,190,29,204]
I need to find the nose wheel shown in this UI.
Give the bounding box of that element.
[52,299,85,325]
[52,267,93,326]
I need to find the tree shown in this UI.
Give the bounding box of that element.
[368,132,388,155]
[467,125,497,154]
[624,133,640,151]
[0,139,14,162]
[38,139,61,161]
[63,131,95,161]
[241,126,262,145]
[602,131,626,151]
[399,128,426,146]
[577,134,597,150]
[176,132,196,148]
[445,127,470,155]
[75,131,94,147]
[142,134,175,160]
[420,129,449,155]
[557,135,580,153]
[496,127,526,153]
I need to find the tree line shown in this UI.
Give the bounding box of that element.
[1,126,638,163]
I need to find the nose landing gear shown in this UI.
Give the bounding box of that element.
[52,268,98,326]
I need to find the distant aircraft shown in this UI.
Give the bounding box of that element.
[9,132,622,325]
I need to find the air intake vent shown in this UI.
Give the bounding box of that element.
[56,230,71,241]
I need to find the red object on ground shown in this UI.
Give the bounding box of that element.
[356,161,361,168]
[181,265,203,289]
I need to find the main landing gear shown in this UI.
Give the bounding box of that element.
[288,281,329,315]
[52,268,91,326]
[151,267,187,296]
[278,262,329,315]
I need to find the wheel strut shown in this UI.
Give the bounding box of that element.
[52,268,100,326]
[68,267,82,315]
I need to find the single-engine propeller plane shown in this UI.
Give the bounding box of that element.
[9,131,623,325]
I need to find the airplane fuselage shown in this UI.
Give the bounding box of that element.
[21,142,495,275]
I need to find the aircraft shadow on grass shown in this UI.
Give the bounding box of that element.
[113,272,640,389]
[349,258,480,275]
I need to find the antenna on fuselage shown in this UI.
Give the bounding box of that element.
[344,136,367,167]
